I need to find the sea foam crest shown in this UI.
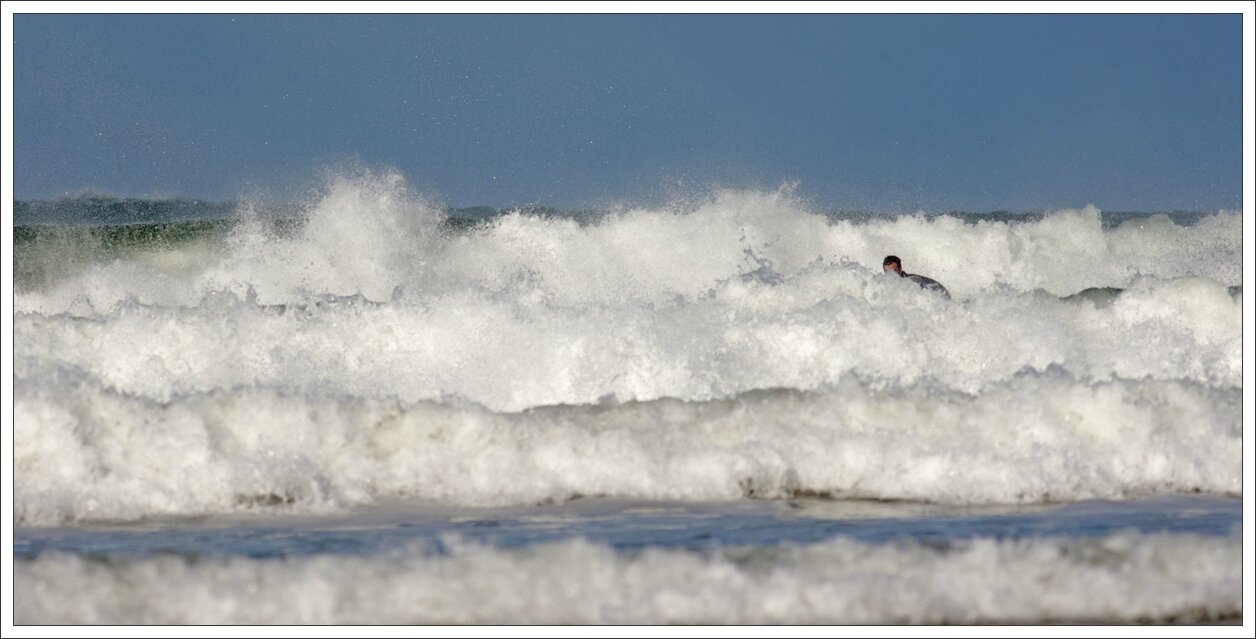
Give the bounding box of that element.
[13,171,1242,314]
[14,265,1241,411]
[14,373,1240,524]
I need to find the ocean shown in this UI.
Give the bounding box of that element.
[10,170,1244,625]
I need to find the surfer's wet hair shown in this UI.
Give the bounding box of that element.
[883,255,901,268]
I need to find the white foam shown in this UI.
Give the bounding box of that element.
[13,174,1241,414]
[13,171,1243,522]
[13,267,1242,412]
[14,531,1241,624]
[13,374,1240,524]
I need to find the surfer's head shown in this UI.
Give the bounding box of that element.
[882,255,904,276]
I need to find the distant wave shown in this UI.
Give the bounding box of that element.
[15,196,238,226]
[13,172,1243,305]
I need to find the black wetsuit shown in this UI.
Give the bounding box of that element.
[904,273,950,298]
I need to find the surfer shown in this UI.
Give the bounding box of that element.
[883,255,950,298]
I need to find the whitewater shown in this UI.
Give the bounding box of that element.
[11,169,1245,624]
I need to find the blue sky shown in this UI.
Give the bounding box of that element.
[12,12,1244,212]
